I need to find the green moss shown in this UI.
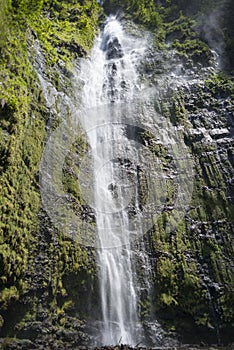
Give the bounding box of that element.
[164,13,197,40]
[104,0,162,28]
[62,133,89,206]
[205,72,234,98]
[0,286,20,309]
[0,0,101,337]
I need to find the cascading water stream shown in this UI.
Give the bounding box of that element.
[79,17,148,345]
[38,12,194,348]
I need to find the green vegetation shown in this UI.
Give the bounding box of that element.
[0,0,101,341]
[103,0,162,28]
[103,0,234,71]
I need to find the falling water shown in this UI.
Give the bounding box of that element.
[37,13,194,348]
[79,17,148,345]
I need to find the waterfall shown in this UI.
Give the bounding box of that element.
[79,17,149,345]
[37,12,194,347]
[37,14,193,346]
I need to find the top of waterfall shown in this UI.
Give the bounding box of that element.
[102,16,123,44]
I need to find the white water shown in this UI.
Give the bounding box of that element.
[79,17,148,345]
[36,13,194,348]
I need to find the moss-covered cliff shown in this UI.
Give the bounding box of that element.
[0,0,233,348]
[0,0,102,348]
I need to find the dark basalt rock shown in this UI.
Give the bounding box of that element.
[104,37,124,60]
[0,340,230,350]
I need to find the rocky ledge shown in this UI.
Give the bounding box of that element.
[0,340,233,350]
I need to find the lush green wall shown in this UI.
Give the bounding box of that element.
[0,0,102,346]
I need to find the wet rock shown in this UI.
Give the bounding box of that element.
[0,338,35,349]
[209,128,230,139]
[58,39,87,58]
[105,37,124,60]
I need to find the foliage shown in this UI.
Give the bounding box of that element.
[157,0,224,18]
[0,0,101,338]
[103,0,162,28]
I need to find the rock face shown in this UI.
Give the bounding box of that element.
[145,58,234,344]
[0,0,233,349]
[0,0,101,349]
[104,36,124,60]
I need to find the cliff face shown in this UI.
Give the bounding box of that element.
[142,45,234,345]
[0,1,102,348]
[0,0,233,349]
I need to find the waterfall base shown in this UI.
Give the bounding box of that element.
[0,339,227,350]
[87,320,179,348]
